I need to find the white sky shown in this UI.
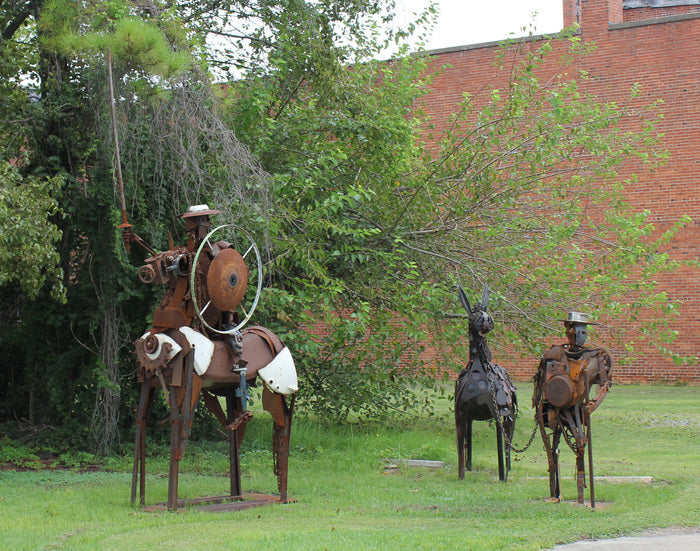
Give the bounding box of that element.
[397,0,564,50]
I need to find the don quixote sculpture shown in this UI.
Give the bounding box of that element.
[124,205,298,511]
[454,286,518,482]
[532,312,612,507]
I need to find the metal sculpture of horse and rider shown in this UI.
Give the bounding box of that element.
[454,286,518,482]
[125,205,298,511]
[532,312,612,508]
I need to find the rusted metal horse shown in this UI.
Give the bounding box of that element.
[455,286,517,482]
[532,312,612,507]
[127,205,298,511]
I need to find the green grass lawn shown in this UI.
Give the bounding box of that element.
[1,383,698,550]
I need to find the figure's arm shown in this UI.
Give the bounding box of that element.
[122,224,157,256]
[585,349,612,414]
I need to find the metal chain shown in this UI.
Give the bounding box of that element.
[486,366,539,454]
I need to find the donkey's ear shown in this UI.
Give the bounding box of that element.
[481,285,490,312]
[458,286,472,315]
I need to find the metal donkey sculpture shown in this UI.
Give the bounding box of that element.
[532,312,612,507]
[454,286,518,482]
[127,205,298,511]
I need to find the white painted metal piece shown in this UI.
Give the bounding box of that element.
[178,326,215,375]
[141,332,182,362]
[258,347,298,395]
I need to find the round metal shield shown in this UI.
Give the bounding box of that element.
[545,374,576,408]
[206,248,249,312]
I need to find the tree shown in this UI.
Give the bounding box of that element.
[216,27,688,418]
[0,0,687,452]
[0,159,64,300]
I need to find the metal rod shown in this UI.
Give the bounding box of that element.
[586,410,595,508]
[107,49,132,250]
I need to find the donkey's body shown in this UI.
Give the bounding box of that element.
[454,287,517,482]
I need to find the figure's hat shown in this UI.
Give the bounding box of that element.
[560,311,598,325]
[180,204,221,218]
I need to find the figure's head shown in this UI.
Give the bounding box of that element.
[181,204,220,241]
[562,312,595,347]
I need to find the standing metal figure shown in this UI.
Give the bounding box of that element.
[455,286,518,482]
[126,205,298,511]
[532,312,612,507]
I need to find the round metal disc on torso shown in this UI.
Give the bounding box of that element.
[206,247,249,312]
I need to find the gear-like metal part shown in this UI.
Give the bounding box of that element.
[135,337,174,377]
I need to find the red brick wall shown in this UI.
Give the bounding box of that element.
[418,0,700,383]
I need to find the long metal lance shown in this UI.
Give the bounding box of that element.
[107,48,132,252]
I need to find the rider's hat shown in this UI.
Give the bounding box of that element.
[560,311,598,325]
[180,204,221,218]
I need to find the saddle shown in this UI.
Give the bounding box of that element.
[204,325,285,386]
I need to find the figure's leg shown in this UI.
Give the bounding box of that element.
[132,378,152,506]
[571,405,587,505]
[496,421,505,482]
[176,354,200,461]
[575,448,586,505]
[550,429,562,501]
[537,405,561,501]
[225,387,243,498]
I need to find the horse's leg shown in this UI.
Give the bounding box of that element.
[466,415,473,472]
[225,387,243,498]
[496,419,505,482]
[131,378,152,506]
[263,385,294,502]
[167,385,181,511]
[276,395,294,502]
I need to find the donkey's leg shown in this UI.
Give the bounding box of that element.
[456,412,466,480]
[466,416,474,472]
[504,417,513,476]
[496,420,505,482]
[131,379,152,506]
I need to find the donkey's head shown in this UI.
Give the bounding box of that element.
[458,286,494,336]
[458,286,494,361]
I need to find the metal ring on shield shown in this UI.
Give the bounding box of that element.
[190,224,263,335]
